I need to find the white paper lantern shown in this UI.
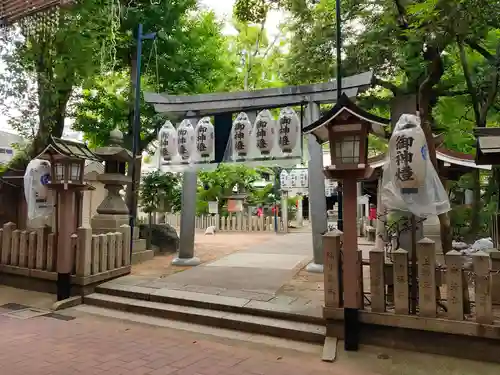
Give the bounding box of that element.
[24,159,53,223]
[177,119,195,161]
[195,117,214,158]
[232,112,252,158]
[278,108,300,153]
[298,169,308,188]
[289,169,299,188]
[280,169,290,190]
[158,120,178,162]
[254,110,276,155]
[389,115,427,192]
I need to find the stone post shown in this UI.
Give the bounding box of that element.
[369,248,385,312]
[393,248,409,314]
[444,250,464,320]
[306,102,327,273]
[472,251,493,324]
[417,238,437,317]
[76,227,92,277]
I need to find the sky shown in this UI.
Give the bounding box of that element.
[0,0,281,134]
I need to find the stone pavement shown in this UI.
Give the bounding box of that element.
[0,308,350,375]
[0,299,499,375]
[106,232,375,317]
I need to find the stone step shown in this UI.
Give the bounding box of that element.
[83,293,325,344]
[131,250,154,264]
[95,283,323,325]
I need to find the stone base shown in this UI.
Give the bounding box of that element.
[306,262,324,273]
[91,214,129,235]
[131,250,155,264]
[132,239,146,252]
[171,257,201,266]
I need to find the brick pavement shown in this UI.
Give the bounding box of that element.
[0,313,368,375]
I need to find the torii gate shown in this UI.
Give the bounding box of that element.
[144,71,375,271]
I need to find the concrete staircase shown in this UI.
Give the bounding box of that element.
[131,227,154,264]
[83,284,325,344]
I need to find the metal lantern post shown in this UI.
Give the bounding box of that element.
[129,24,156,260]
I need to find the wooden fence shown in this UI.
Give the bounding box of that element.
[163,213,285,232]
[0,222,131,285]
[323,231,500,340]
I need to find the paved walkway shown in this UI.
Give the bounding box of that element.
[0,296,499,375]
[105,232,376,317]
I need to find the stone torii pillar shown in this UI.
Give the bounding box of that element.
[305,101,328,273]
[172,114,200,266]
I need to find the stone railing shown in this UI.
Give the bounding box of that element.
[0,222,131,286]
[163,213,285,232]
[323,231,500,340]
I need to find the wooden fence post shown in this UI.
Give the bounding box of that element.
[76,227,92,277]
[1,222,16,264]
[417,238,437,317]
[393,248,409,315]
[473,251,493,324]
[10,230,21,266]
[445,250,464,320]
[120,224,131,266]
[323,231,342,308]
[369,248,385,312]
[46,233,55,272]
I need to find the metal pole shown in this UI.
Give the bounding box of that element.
[129,23,143,261]
[335,0,344,232]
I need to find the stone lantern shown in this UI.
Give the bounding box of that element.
[303,93,389,350]
[91,128,133,234]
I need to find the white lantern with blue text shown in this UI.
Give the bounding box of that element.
[254,110,276,155]
[177,119,195,162]
[195,117,214,159]
[278,108,300,154]
[158,120,178,163]
[231,112,252,158]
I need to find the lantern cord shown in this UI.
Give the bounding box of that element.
[144,38,160,93]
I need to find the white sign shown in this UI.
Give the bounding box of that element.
[208,201,218,214]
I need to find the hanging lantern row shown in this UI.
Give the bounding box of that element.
[157,108,302,169]
[158,117,215,165]
[231,107,301,160]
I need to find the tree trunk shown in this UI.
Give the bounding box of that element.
[418,47,453,255]
[469,169,482,239]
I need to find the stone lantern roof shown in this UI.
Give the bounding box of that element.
[93,128,134,163]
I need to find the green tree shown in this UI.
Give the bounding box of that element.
[196,164,260,214]
[0,0,113,163]
[139,170,181,214]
